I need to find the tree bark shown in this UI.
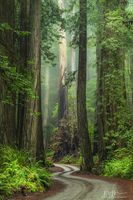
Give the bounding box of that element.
[42,66,50,150]
[77,0,93,171]
[96,0,127,161]
[0,0,16,145]
[58,0,68,122]
[130,55,133,105]
[19,0,44,158]
[17,0,30,148]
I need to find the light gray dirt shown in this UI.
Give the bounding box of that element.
[45,164,118,200]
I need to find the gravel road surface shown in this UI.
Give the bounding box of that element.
[45,164,117,200]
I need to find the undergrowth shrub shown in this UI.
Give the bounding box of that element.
[45,159,54,168]
[0,146,52,200]
[103,156,133,179]
[101,129,133,179]
[60,155,82,165]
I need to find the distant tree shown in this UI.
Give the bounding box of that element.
[58,0,68,122]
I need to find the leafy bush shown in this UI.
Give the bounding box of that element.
[46,149,55,159]
[0,146,52,199]
[45,159,54,168]
[60,155,82,165]
[103,157,133,179]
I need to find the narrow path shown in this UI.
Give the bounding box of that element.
[45,164,117,200]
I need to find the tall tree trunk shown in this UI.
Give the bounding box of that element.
[130,54,133,105]
[58,0,68,122]
[95,0,106,161]
[77,0,93,171]
[124,53,132,110]
[36,48,44,161]
[17,0,30,148]
[71,7,76,73]
[0,0,16,145]
[43,66,50,150]
[19,0,44,158]
[44,66,50,128]
[96,0,127,161]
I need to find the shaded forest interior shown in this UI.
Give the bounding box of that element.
[0,0,133,199]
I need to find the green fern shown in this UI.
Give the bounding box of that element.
[0,146,52,200]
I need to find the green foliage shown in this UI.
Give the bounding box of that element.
[65,70,77,87]
[0,23,12,31]
[0,146,52,200]
[96,6,133,153]
[0,55,34,104]
[65,0,97,47]
[102,10,127,52]
[86,78,96,143]
[99,146,133,179]
[60,155,82,165]
[103,157,133,179]
[86,78,96,123]
[46,149,55,159]
[45,159,54,168]
[41,0,62,61]
[65,1,79,47]
[104,124,133,156]
[45,150,54,167]
[0,23,30,36]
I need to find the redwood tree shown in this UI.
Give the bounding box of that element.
[0,0,16,145]
[18,0,44,158]
[58,0,68,122]
[77,0,93,171]
[96,0,128,161]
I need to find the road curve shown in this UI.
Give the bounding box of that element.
[45,164,117,200]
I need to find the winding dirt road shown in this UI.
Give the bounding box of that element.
[45,164,118,200]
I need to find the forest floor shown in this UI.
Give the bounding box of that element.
[8,165,133,200]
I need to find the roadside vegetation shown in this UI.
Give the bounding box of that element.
[0,146,52,200]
